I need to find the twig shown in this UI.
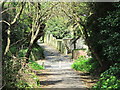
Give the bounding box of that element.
[10,38,27,47]
[0,80,6,90]
[0,20,10,26]
[1,7,16,14]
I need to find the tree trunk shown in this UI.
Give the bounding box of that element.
[78,21,103,67]
[25,24,45,63]
[25,32,44,63]
[3,3,25,56]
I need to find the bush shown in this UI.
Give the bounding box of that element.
[93,63,120,89]
[18,49,28,57]
[15,80,30,88]
[31,44,44,60]
[3,54,22,88]
[18,44,44,60]
[15,69,41,88]
[72,56,99,72]
[3,44,44,88]
[97,6,120,63]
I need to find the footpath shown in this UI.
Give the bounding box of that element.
[36,43,87,89]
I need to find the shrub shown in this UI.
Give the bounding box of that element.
[93,63,120,89]
[3,45,44,88]
[31,44,44,60]
[18,49,28,57]
[72,56,99,72]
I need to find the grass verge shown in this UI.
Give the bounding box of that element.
[72,56,99,73]
[28,60,44,70]
[72,56,120,89]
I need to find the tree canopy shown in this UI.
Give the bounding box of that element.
[1,2,120,89]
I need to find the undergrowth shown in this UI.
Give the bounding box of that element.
[15,67,41,88]
[28,60,44,70]
[72,56,99,73]
[93,63,120,89]
[18,44,44,60]
[72,57,120,89]
[31,44,44,60]
[3,43,44,89]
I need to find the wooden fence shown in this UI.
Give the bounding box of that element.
[43,33,72,55]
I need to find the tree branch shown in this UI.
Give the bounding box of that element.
[1,7,16,14]
[11,3,25,25]
[10,38,27,47]
[0,20,10,26]
[4,3,25,56]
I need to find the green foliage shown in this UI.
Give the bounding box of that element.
[3,44,44,88]
[31,44,44,60]
[93,63,120,89]
[97,4,120,62]
[28,60,44,70]
[18,49,28,57]
[46,16,72,39]
[72,56,99,72]
[9,46,18,54]
[3,2,120,89]
[18,44,44,60]
[15,80,31,88]
[15,71,41,88]
[30,72,41,86]
[3,56,22,88]
[86,3,120,68]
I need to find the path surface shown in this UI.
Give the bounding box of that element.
[36,43,87,89]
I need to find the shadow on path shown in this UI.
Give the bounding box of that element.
[40,80,62,85]
[37,43,87,89]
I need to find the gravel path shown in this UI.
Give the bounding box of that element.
[37,43,87,89]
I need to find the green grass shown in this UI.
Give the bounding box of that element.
[72,56,99,72]
[28,60,44,70]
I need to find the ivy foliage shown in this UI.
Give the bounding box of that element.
[93,63,120,89]
[86,3,120,66]
[98,3,120,62]
[86,3,120,89]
